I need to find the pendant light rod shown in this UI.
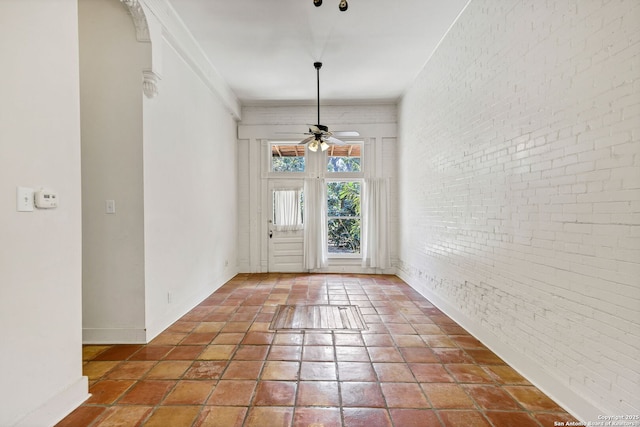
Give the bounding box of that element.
[314,62,322,126]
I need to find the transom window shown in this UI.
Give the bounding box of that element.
[327,143,361,173]
[271,143,305,172]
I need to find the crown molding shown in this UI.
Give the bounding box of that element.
[120,0,150,42]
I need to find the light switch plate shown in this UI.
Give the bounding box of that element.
[17,187,34,212]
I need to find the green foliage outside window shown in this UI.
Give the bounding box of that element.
[327,181,361,254]
[272,156,305,172]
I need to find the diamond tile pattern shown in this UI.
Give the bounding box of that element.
[59,274,577,426]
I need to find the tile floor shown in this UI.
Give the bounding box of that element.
[58,273,578,426]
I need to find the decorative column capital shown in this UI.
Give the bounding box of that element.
[120,0,150,42]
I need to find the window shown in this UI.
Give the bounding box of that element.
[272,189,303,231]
[271,143,305,172]
[327,143,361,173]
[327,180,361,255]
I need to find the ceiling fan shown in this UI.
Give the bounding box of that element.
[298,62,360,152]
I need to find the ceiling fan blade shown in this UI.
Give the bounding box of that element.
[332,130,360,137]
[298,136,315,145]
[325,136,347,145]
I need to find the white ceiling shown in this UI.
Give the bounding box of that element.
[167,0,470,103]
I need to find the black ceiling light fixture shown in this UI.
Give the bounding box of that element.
[314,0,348,12]
[294,62,359,152]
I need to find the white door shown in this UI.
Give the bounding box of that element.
[268,181,304,272]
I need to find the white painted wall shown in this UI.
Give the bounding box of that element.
[79,0,149,344]
[0,1,87,425]
[238,104,398,273]
[398,0,639,421]
[143,40,239,339]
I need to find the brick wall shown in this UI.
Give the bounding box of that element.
[398,0,639,418]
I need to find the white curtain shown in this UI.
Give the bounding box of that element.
[361,178,390,269]
[273,189,303,231]
[303,178,327,270]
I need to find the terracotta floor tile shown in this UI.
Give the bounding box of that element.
[300,361,338,380]
[129,345,173,360]
[267,345,302,361]
[198,344,237,360]
[143,406,201,427]
[432,348,474,364]
[483,365,530,385]
[341,382,385,407]
[272,333,304,346]
[83,361,119,380]
[373,362,415,382]
[446,364,494,383]
[184,361,228,380]
[180,332,217,345]
[54,405,106,427]
[193,322,226,333]
[381,382,430,408]
[87,380,135,404]
[234,345,269,360]
[167,321,199,333]
[297,381,340,406]
[211,333,246,345]
[389,409,441,427]
[338,361,377,381]
[465,349,505,365]
[92,345,143,361]
[438,410,491,427]
[449,335,486,349]
[261,361,300,380]
[162,380,216,404]
[93,405,152,427]
[293,407,341,427]
[363,334,395,347]
[242,331,274,345]
[104,361,155,380]
[304,332,333,345]
[421,383,475,409]
[118,380,175,405]
[149,332,188,346]
[244,407,293,427]
[336,346,370,362]
[334,333,365,346]
[222,361,264,380]
[504,385,564,411]
[463,384,521,410]
[484,411,538,427]
[421,335,456,348]
[394,334,427,347]
[386,323,417,334]
[146,360,192,379]
[82,345,111,361]
[302,345,335,361]
[399,347,439,363]
[368,347,404,362]
[409,363,454,383]
[221,322,252,333]
[342,408,393,427]
[165,345,205,360]
[196,406,247,427]
[207,380,257,406]
[412,324,444,335]
[253,381,297,406]
[534,412,580,426]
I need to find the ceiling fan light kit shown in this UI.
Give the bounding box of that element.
[313,0,348,12]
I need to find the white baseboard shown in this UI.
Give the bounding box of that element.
[83,327,147,344]
[15,376,89,427]
[397,269,602,423]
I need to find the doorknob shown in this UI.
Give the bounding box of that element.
[269,231,273,239]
